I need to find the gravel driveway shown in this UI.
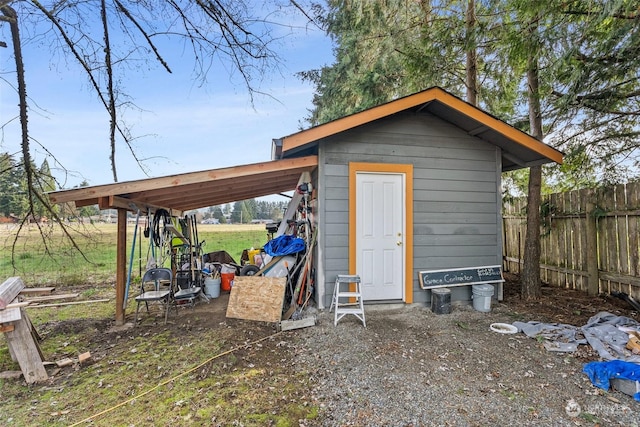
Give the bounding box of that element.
[290,301,639,426]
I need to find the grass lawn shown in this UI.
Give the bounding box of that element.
[0,223,319,426]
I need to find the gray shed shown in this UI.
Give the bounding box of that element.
[272,87,563,308]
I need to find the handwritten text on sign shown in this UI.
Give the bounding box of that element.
[418,265,504,290]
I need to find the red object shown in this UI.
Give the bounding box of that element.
[221,273,234,291]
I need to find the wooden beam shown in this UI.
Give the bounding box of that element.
[0,307,22,323]
[26,299,111,308]
[125,168,311,210]
[23,293,79,302]
[19,287,55,296]
[115,209,127,325]
[0,277,25,309]
[4,309,48,383]
[143,176,305,212]
[96,195,181,216]
[74,198,99,207]
[48,156,318,204]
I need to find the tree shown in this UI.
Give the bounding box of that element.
[0,153,25,217]
[549,1,640,185]
[211,206,226,223]
[303,0,640,301]
[301,1,525,126]
[0,0,317,263]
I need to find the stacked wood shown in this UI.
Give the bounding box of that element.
[1,276,48,384]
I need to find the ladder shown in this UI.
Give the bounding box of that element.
[330,274,366,327]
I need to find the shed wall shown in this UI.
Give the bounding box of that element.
[318,112,501,308]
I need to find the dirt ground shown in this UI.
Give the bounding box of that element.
[6,274,640,426]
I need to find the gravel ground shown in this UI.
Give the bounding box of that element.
[290,301,639,427]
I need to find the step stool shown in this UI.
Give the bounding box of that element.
[330,274,366,327]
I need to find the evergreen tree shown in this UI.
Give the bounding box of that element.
[212,206,225,223]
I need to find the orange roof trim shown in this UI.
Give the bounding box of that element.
[281,87,563,165]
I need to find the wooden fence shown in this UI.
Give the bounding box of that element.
[503,181,640,301]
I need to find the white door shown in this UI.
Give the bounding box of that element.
[356,172,405,300]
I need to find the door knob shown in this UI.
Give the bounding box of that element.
[397,241,402,246]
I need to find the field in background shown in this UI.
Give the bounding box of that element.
[0,223,269,286]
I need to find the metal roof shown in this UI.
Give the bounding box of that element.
[273,87,563,171]
[49,156,318,214]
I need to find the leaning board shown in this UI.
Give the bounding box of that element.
[418,265,504,290]
[226,276,286,323]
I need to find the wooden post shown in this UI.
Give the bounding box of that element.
[115,208,127,325]
[585,196,599,296]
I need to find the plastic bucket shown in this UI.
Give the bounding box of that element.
[431,288,451,314]
[204,277,221,298]
[221,272,235,291]
[248,249,261,265]
[472,284,494,312]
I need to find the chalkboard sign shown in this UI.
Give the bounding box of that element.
[418,265,504,290]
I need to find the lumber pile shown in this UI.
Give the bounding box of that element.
[0,277,48,384]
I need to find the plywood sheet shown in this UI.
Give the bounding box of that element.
[226,276,286,323]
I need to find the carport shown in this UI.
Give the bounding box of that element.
[48,156,318,325]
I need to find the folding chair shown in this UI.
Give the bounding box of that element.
[134,268,173,325]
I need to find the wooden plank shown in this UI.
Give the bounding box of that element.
[617,184,630,293]
[504,257,587,277]
[56,358,74,368]
[0,323,15,333]
[226,276,286,323]
[0,370,23,379]
[548,193,558,286]
[278,316,316,331]
[557,192,568,287]
[580,189,589,291]
[568,191,577,290]
[586,191,600,295]
[4,309,48,384]
[0,277,25,309]
[627,182,640,279]
[5,301,30,309]
[0,307,22,323]
[24,293,79,303]
[579,188,591,292]
[600,272,640,289]
[27,299,110,308]
[18,287,55,296]
[78,351,92,365]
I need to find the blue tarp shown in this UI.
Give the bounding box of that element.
[263,235,306,256]
[583,360,640,401]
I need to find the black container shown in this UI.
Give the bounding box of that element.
[431,288,451,314]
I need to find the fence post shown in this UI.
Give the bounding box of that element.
[585,194,599,296]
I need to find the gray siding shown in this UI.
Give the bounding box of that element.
[317,112,501,308]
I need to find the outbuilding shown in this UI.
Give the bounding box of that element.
[272,87,562,308]
[49,87,562,322]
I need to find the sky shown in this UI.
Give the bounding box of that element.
[0,3,333,192]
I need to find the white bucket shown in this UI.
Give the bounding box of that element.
[472,284,494,312]
[204,277,221,298]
